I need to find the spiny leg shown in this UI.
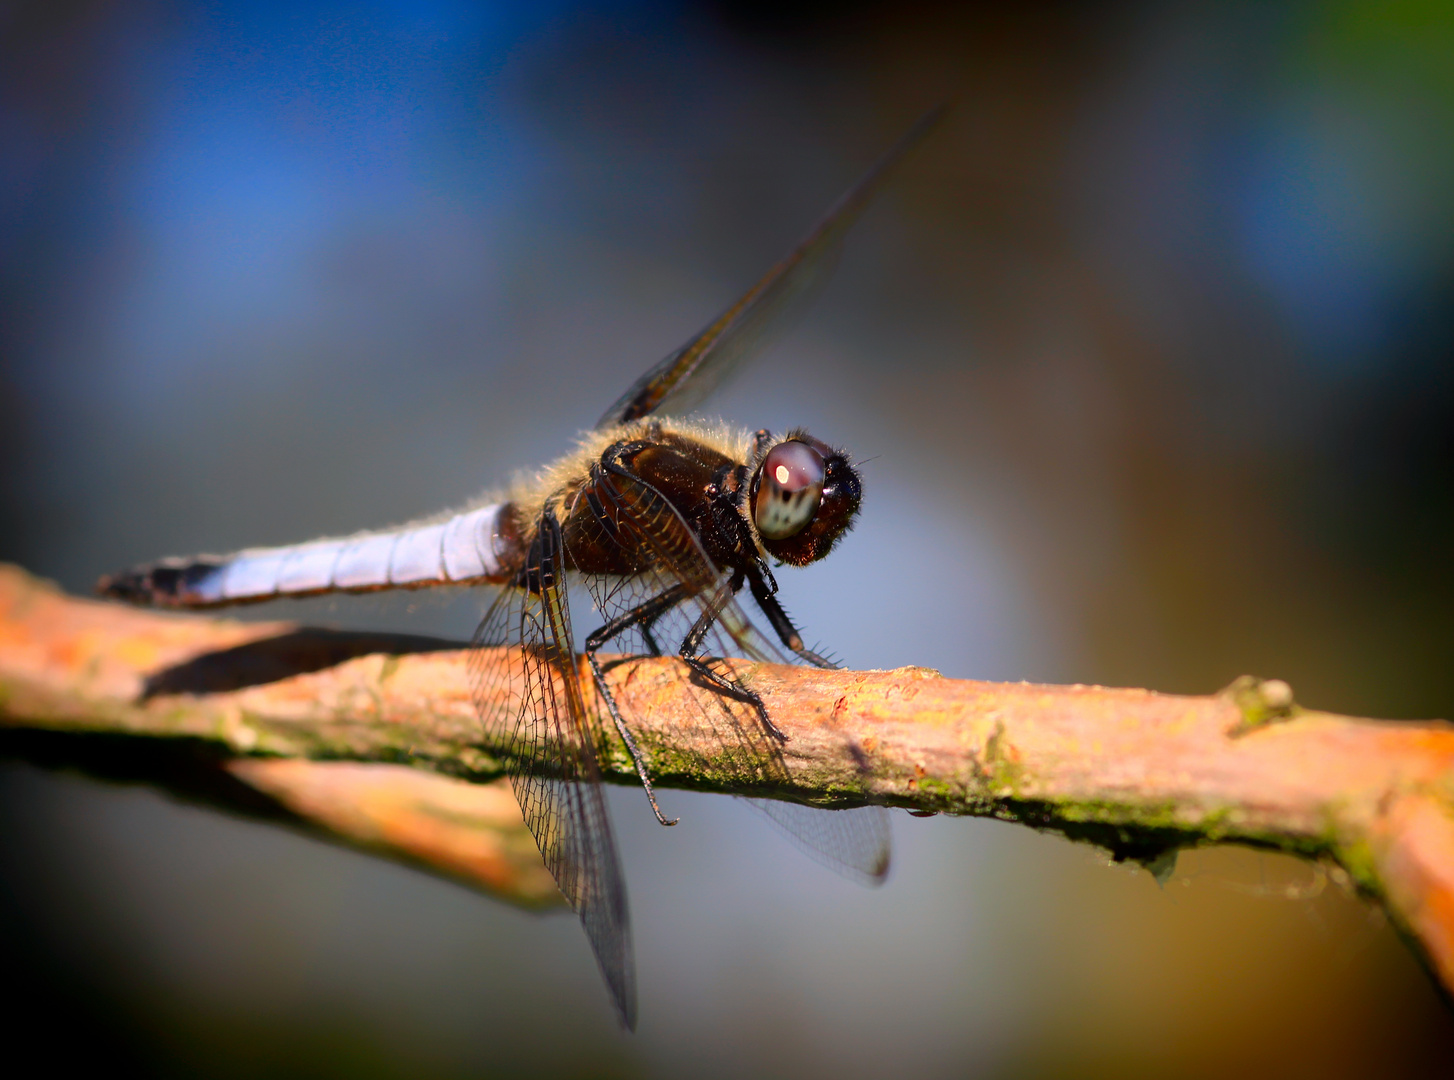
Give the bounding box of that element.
[585,582,691,826]
[747,566,835,668]
[678,585,787,743]
[636,597,673,658]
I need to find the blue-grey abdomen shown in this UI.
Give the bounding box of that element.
[98,503,509,608]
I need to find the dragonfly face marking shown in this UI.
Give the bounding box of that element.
[98,107,944,1031]
[749,432,862,568]
[753,440,826,540]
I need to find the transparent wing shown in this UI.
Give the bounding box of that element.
[470,513,636,1030]
[596,105,947,429]
[748,801,891,885]
[573,465,891,884]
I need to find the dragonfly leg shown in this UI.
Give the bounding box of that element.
[747,564,836,668]
[636,586,696,657]
[585,583,692,827]
[678,591,787,743]
[639,624,663,658]
[636,601,674,658]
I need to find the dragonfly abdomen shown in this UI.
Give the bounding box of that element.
[97,502,517,607]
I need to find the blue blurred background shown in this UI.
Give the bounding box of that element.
[3,1,1453,1075]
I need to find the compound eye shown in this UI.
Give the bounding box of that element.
[754,441,825,540]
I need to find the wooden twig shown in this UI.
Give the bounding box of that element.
[2,563,1453,995]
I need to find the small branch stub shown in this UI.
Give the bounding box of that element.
[1225,674,1299,736]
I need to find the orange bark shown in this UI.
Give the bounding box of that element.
[2,563,1452,993]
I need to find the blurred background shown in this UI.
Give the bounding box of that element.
[3,0,1453,1075]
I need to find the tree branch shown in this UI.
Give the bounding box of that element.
[2,563,1452,996]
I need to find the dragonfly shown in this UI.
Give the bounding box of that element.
[99,108,943,1030]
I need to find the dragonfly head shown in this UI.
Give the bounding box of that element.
[749,431,862,566]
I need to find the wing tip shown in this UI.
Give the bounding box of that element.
[616,994,639,1033]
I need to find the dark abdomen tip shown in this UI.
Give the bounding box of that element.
[96,559,226,608]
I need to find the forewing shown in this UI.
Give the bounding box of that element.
[596,105,947,428]
[470,518,636,1030]
[576,467,892,884]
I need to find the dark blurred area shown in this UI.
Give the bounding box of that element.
[3,0,1453,1076]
